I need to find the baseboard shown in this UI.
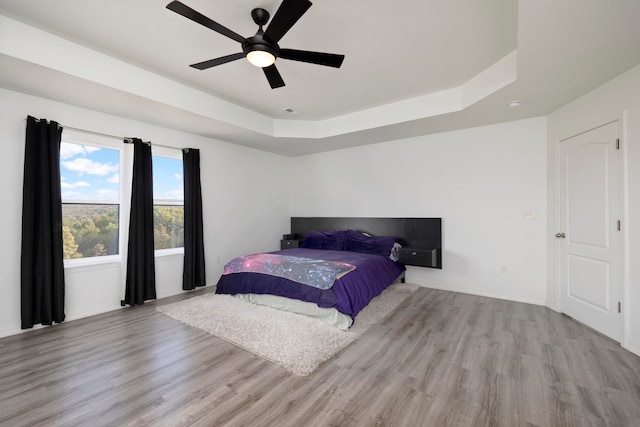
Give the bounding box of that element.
[545,301,561,313]
[415,281,547,307]
[0,324,34,339]
[0,287,201,339]
[0,303,125,339]
[156,288,192,300]
[65,303,124,323]
[622,340,640,358]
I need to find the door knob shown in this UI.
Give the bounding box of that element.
[555,232,566,238]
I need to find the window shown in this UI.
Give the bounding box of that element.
[59,132,183,263]
[60,141,120,260]
[152,153,184,251]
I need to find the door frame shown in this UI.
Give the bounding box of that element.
[554,115,627,344]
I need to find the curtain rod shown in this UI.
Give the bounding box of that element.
[28,119,188,152]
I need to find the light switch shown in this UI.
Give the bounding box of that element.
[523,210,534,219]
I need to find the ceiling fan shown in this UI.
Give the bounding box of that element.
[166,0,345,89]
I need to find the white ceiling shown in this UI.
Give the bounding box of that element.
[1,0,640,156]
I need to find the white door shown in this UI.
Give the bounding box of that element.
[557,121,621,341]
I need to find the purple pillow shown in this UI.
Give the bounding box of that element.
[300,230,346,250]
[343,230,396,258]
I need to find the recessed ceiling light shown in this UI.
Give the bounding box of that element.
[507,100,522,109]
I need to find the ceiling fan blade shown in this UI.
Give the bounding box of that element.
[279,49,345,68]
[166,1,246,44]
[263,0,312,44]
[263,64,285,89]
[190,52,245,70]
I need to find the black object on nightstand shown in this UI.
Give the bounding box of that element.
[281,239,302,250]
[398,247,441,268]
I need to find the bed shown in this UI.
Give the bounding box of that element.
[216,217,442,329]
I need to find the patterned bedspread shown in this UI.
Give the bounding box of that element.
[222,253,355,290]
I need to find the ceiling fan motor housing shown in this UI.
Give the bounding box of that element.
[242,35,279,59]
[244,8,278,59]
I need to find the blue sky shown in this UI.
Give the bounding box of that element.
[60,142,183,203]
[152,155,184,203]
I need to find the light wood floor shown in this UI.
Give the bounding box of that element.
[1,287,639,427]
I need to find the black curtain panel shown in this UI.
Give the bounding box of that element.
[20,116,66,329]
[182,148,206,290]
[123,138,156,306]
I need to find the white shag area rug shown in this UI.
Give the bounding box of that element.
[157,283,418,376]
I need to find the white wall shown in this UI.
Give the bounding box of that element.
[0,88,290,338]
[4,61,638,356]
[547,63,640,356]
[290,117,548,305]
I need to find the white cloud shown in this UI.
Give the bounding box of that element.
[96,189,118,201]
[165,189,184,200]
[62,158,118,176]
[107,173,119,184]
[60,142,100,160]
[61,181,90,189]
[61,191,84,199]
[174,173,183,180]
[156,188,184,201]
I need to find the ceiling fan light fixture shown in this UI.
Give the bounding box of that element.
[246,50,276,68]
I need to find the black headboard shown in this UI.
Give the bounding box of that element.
[290,217,442,268]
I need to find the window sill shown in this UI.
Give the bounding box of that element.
[64,255,121,271]
[62,248,183,271]
[155,247,184,258]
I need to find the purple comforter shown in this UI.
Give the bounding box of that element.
[216,248,405,319]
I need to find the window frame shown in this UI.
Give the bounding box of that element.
[60,131,126,269]
[151,146,185,257]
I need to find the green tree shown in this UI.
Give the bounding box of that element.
[99,222,119,255]
[62,204,119,259]
[72,217,100,257]
[154,223,171,249]
[62,224,80,259]
[89,243,107,257]
[153,206,184,249]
